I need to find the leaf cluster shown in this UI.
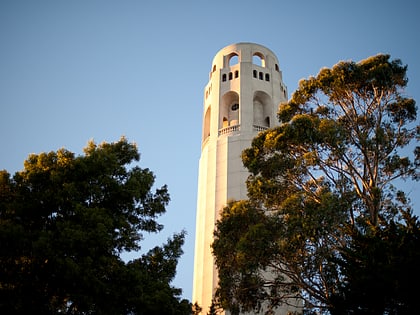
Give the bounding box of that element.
[330,211,420,315]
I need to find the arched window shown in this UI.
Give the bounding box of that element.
[222,74,227,82]
[229,54,239,66]
[253,53,266,67]
[259,72,263,80]
[265,73,270,81]
[212,65,216,72]
[235,70,239,78]
[253,70,257,78]
[203,106,211,142]
[275,64,279,71]
[220,91,239,129]
[253,91,273,128]
[229,72,233,80]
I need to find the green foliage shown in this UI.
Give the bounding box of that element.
[213,54,419,314]
[212,201,278,313]
[330,209,420,315]
[0,137,191,314]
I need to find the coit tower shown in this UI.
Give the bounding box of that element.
[192,43,289,314]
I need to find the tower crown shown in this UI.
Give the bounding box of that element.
[202,43,288,149]
[210,42,281,74]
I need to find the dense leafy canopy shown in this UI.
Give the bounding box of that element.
[213,54,420,314]
[330,212,420,315]
[0,138,190,314]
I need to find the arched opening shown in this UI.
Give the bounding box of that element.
[235,70,239,78]
[222,74,227,82]
[229,54,239,66]
[203,106,211,142]
[210,65,216,79]
[252,52,266,67]
[220,91,240,129]
[265,73,270,81]
[253,70,257,78]
[229,72,233,80]
[253,91,273,128]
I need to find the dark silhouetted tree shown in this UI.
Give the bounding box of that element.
[0,137,191,315]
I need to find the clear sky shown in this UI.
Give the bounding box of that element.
[1,0,419,302]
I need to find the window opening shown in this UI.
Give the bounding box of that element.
[265,73,270,81]
[221,91,239,130]
[222,74,227,82]
[229,54,239,66]
[253,70,257,78]
[259,72,263,80]
[229,72,233,80]
[203,107,211,141]
[253,54,264,67]
[253,91,272,129]
[235,70,239,78]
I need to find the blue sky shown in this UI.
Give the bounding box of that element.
[1,0,419,301]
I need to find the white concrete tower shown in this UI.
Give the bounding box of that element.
[192,43,289,314]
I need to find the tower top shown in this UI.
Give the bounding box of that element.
[210,42,282,73]
[201,42,288,148]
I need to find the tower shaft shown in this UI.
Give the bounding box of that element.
[193,43,288,314]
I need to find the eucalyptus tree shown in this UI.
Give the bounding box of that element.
[213,54,419,314]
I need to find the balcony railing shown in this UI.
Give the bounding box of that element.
[253,125,269,132]
[218,124,240,136]
[217,124,269,137]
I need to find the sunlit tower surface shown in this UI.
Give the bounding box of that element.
[192,43,292,314]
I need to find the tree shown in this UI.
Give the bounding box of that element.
[212,54,419,314]
[329,210,420,315]
[0,137,191,314]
